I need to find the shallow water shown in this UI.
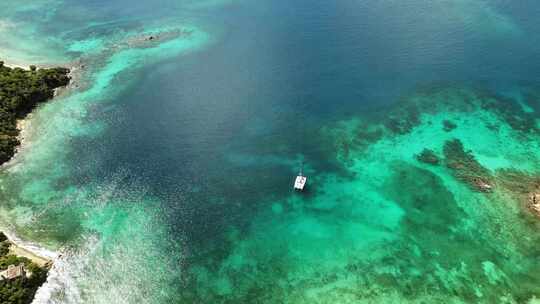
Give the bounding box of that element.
[1,0,540,303]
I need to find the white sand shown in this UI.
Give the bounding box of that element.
[9,243,52,267]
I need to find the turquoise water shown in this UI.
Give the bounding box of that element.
[1,0,540,303]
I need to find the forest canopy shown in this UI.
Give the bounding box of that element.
[0,61,70,164]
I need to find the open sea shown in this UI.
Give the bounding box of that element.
[1,0,540,303]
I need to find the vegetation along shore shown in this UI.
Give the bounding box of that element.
[0,231,51,304]
[0,60,70,302]
[0,60,70,165]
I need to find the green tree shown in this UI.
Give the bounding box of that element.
[0,61,70,164]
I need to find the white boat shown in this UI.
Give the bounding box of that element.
[294,163,307,191]
[294,174,307,191]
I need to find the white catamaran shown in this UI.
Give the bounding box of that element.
[294,163,307,191]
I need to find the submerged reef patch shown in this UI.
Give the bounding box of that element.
[385,163,465,234]
[384,102,421,135]
[416,148,440,165]
[442,119,457,132]
[443,139,493,192]
[478,92,539,134]
[496,169,540,219]
[322,120,384,164]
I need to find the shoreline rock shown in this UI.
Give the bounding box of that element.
[528,193,540,217]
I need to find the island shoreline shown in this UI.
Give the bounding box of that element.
[0,60,80,170]
[1,229,55,267]
[0,57,73,303]
[0,59,77,254]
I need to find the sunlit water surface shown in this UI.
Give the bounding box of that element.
[1,0,540,303]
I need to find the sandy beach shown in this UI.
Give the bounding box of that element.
[9,242,52,267]
[16,118,30,147]
[1,230,57,267]
[2,60,31,69]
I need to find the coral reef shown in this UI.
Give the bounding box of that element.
[442,119,457,132]
[416,148,440,165]
[443,139,493,192]
[496,169,540,218]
